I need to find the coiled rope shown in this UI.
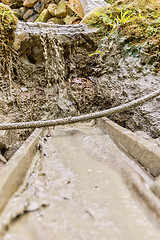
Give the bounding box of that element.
[0,89,160,130]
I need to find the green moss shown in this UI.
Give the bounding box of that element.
[84,0,160,69]
[0,3,18,71]
[104,0,117,4]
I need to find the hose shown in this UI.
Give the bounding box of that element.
[0,89,159,130]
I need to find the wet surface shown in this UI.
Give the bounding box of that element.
[0,123,160,239]
[0,162,5,169]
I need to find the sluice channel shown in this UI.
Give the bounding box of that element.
[0,0,160,239]
[1,119,160,239]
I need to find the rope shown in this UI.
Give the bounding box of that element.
[0,89,160,130]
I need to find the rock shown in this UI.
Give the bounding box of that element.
[34,9,51,22]
[4,142,22,160]
[47,17,64,24]
[27,13,39,21]
[64,5,73,16]
[82,6,106,24]
[54,0,67,18]
[23,9,35,21]
[0,131,8,149]
[13,31,29,51]
[34,0,51,13]
[13,7,27,20]
[23,0,38,8]
[0,130,18,150]
[34,0,41,12]
[63,15,80,25]
[80,0,108,15]
[47,3,57,16]
[72,19,81,24]
[67,0,84,18]
[1,0,22,8]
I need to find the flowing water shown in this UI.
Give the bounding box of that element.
[1,1,160,238]
[0,123,160,240]
[13,21,98,85]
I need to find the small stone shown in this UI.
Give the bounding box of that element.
[21,87,28,92]
[34,0,51,13]
[82,6,106,24]
[47,17,64,24]
[0,131,8,149]
[67,0,84,18]
[34,0,40,11]
[63,15,80,25]
[47,3,57,16]
[12,7,27,20]
[66,5,74,16]
[34,0,45,13]
[34,9,51,22]
[13,31,29,51]
[4,142,22,160]
[23,0,38,8]
[1,0,22,7]
[27,13,39,22]
[0,130,18,150]
[54,0,67,18]
[23,9,35,21]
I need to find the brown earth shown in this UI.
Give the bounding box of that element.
[0,0,160,163]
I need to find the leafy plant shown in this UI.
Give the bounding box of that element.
[115,7,133,24]
[102,13,115,27]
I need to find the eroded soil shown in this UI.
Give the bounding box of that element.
[0,0,160,162]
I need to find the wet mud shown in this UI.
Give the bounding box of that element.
[1,124,160,239]
[0,18,160,163]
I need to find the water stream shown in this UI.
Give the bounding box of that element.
[0,124,160,239]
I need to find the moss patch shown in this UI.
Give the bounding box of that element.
[0,3,18,71]
[84,0,160,70]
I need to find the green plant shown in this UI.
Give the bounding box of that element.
[89,50,105,57]
[115,6,133,24]
[102,13,115,27]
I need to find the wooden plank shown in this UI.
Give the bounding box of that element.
[0,128,43,213]
[99,118,160,177]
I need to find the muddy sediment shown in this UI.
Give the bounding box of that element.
[0,19,160,159]
[0,4,160,237]
[1,124,160,239]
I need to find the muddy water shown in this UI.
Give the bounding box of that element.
[1,124,160,240]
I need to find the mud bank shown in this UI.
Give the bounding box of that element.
[94,36,160,138]
[0,14,160,160]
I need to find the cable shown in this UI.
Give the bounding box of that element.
[0,89,159,130]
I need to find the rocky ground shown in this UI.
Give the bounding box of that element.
[0,0,160,164]
[0,0,83,24]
